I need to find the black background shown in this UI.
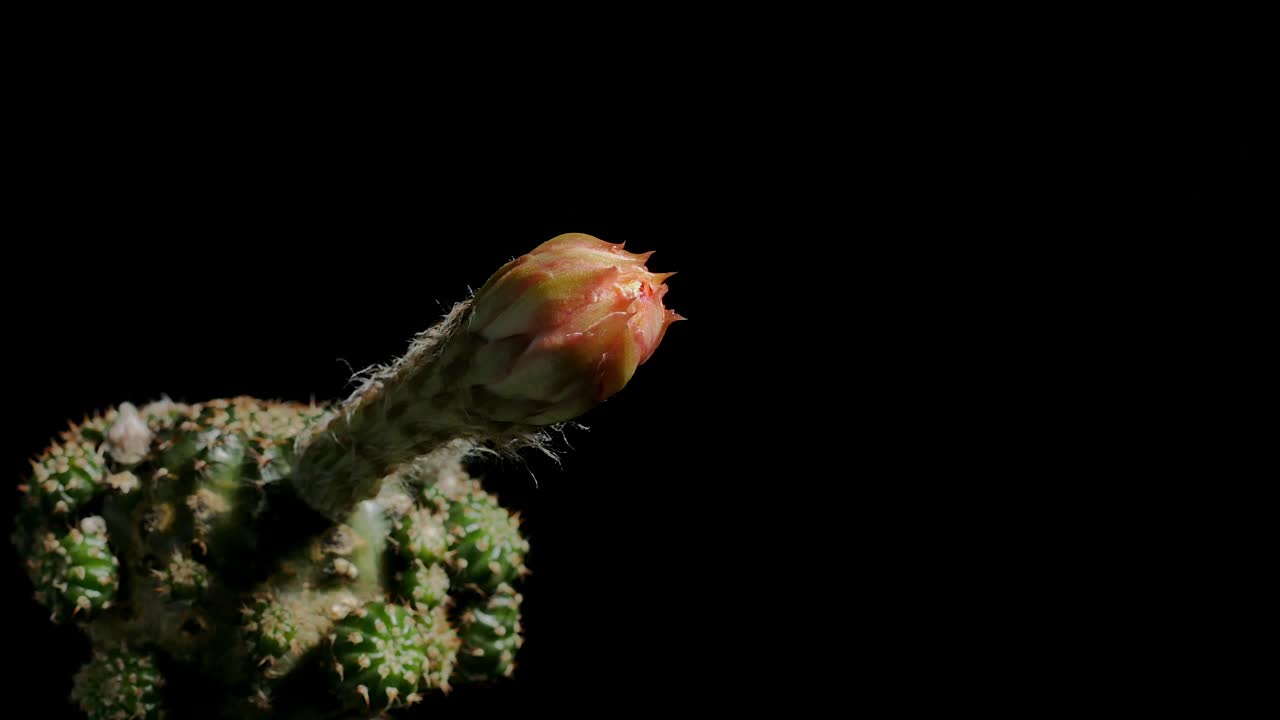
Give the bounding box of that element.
[0,124,785,717]
[4,48,1258,717]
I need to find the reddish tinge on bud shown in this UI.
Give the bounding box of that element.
[468,233,683,425]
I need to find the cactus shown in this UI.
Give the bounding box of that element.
[35,516,120,621]
[329,602,458,711]
[71,646,166,720]
[442,488,530,594]
[457,585,523,681]
[10,234,680,719]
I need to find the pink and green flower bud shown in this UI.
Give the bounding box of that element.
[290,234,683,519]
[469,233,683,425]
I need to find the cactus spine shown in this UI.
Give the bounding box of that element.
[71,646,165,720]
[11,234,680,718]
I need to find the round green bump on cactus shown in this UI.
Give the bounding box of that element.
[28,439,105,515]
[458,584,524,681]
[243,591,300,662]
[243,586,363,690]
[153,551,210,601]
[445,491,530,594]
[329,602,458,712]
[418,606,461,692]
[36,516,119,621]
[71,645,165,720]
[392,507,449,566]
[400,560,450,611]
[156,397,322,486]
[421,474,483,511]
[145,398,332,559]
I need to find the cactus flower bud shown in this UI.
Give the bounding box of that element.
[292,233,683,519]
[468,233,682,425]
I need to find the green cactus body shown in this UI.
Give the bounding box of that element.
[35,516,119,621]
[400,560,451,611]
[149,398,326,562]
[28,439,106,516]
[330,602,458,712]
[10,235,681,719]
[444,491,530,594]
[243,587,361,687]
[458,585,524,680]
[416,475,483,518]
[245,591,300,662]
[392,507,449,566]
[71,646,165,720]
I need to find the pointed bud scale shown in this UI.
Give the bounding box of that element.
[469,233,682,425]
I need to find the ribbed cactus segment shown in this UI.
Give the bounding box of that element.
[156,398,324,483]
[27,438,105,515]
[392,507,449,566]
[71,646,165,720]
[418,605,460,691]
[400,560,450,611]
[35,517,118,621]
[445,491,529,594]
[149,398,326,554]
[11,236,680,717]
[243,591,300,663]
[458,584,524,681]
[329,602,458,712]
[422,473,483,509]
[243,587,361,682]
